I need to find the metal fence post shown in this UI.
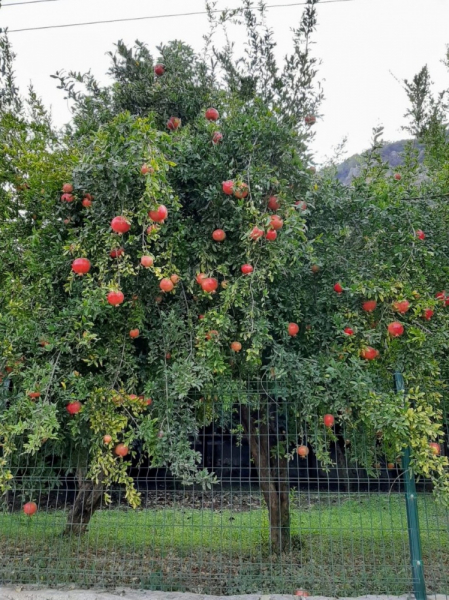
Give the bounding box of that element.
[394,372,427,600]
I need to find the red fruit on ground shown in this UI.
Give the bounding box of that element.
[154,63,165,76]
[167,117,181,131]
[72,258,91,275]
[107,291,125,306]
[23,502,38,516]
[241,264,253,275]
[423,309,434,320]
[288,323,299,337]
[268,196,280,210]
[141,255,154,268]
[323,414,335,427]
[115,443,129,457]
[212,132,223,144]
[344,327,354,336]
[231,341,242,352]
[362,300,377,312]
[393,300,410,314]
[388,321,404,337]
[212,229,226,242]
[360,346,378,360]
[110,248,124,259]
[61,193,74,203]
[202,277,218,293]
[205,107,219,121]
[234,183,249,199]
[66,401,82,415]
[160,278,174,292]
[297,446,309,459]
[129,329,140,339]
[266,229,277,241]
[111,216,131,234]
[334,283,343,294]
[149,205,168,222]
[416,229,426,240]
[250,227,264,240]
[222,180,234,195]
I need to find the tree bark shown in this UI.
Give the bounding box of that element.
[64,472,104,535]
[241,403,292,554]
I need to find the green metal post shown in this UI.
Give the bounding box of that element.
[394,372,427,600]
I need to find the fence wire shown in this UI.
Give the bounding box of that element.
[0,381,448,596]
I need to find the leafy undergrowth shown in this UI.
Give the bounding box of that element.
[0,494,448,596]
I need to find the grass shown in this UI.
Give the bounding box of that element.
[1,492,448,596]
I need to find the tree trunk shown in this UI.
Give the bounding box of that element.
[64,472,104,535]
[241,404,292,554]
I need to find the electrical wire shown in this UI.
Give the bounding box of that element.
[3,0,355,33]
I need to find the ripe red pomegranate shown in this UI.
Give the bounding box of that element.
[83,193,93,201]
[160,278,174,292]
[62,183,73,193]
[234,183,249,199]
[196,273,207,285]
[205,330,219,341]
[166,353,171,360]
[362,300,377,312]
[288,323,299,337]
[110,248,124,259]
[141,164,152,175]
[66,401,82,415]
[145,398,152,406]
[268,196,280,210]
[23,501,38,516]
[393,300,410,314]
[129,329,139,339]
[435,291,446,302]
[429,442,441,456]
[205,107,219,121]
[170,274,180,284]
[111,216,131,234]
[148,205,168,222]
[295,200,307,211]
[107,291,125,306]
[344,327,354,336]
[61,193,74,203]
[334,283,343,294]
[394,173,402,181]
[423,309,434,321]
[323,414,334,427]
[28,391,41,399]
[231,341,242,352]
[115,443,129,457]
[199,314,205,320]
[269,216,283,230]
[297,446,309,458]
[212,229,226,242]
[266,229,277,241]
[241,264,253,275]
[141,255,154,268]
[103,435,112,444]
[82,197,92,208]
[305,115,316,125]
[249,227,264,241]
[72,258,91,275]
[415,229,426,240]
[388,321,404,337]
[222,180,234,195]
[361,346,378,360]
[202,277,218,293]
[167,117,181,131]
[154,63,165,76]
[212,132,223,145]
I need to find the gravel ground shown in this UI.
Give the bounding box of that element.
[0,590,448,600]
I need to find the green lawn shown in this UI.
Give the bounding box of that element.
[1,493,448,596]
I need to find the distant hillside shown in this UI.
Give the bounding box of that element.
[335,140,425,185]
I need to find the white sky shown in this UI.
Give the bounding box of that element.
[2,0,449,163]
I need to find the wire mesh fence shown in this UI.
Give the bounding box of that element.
[1,381,448,596]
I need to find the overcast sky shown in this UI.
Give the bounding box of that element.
[2,0,449,163]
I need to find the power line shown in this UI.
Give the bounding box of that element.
[3,0,354,32]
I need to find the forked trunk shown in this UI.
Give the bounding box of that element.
[241,404,292,554]
[64,471,104,535]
